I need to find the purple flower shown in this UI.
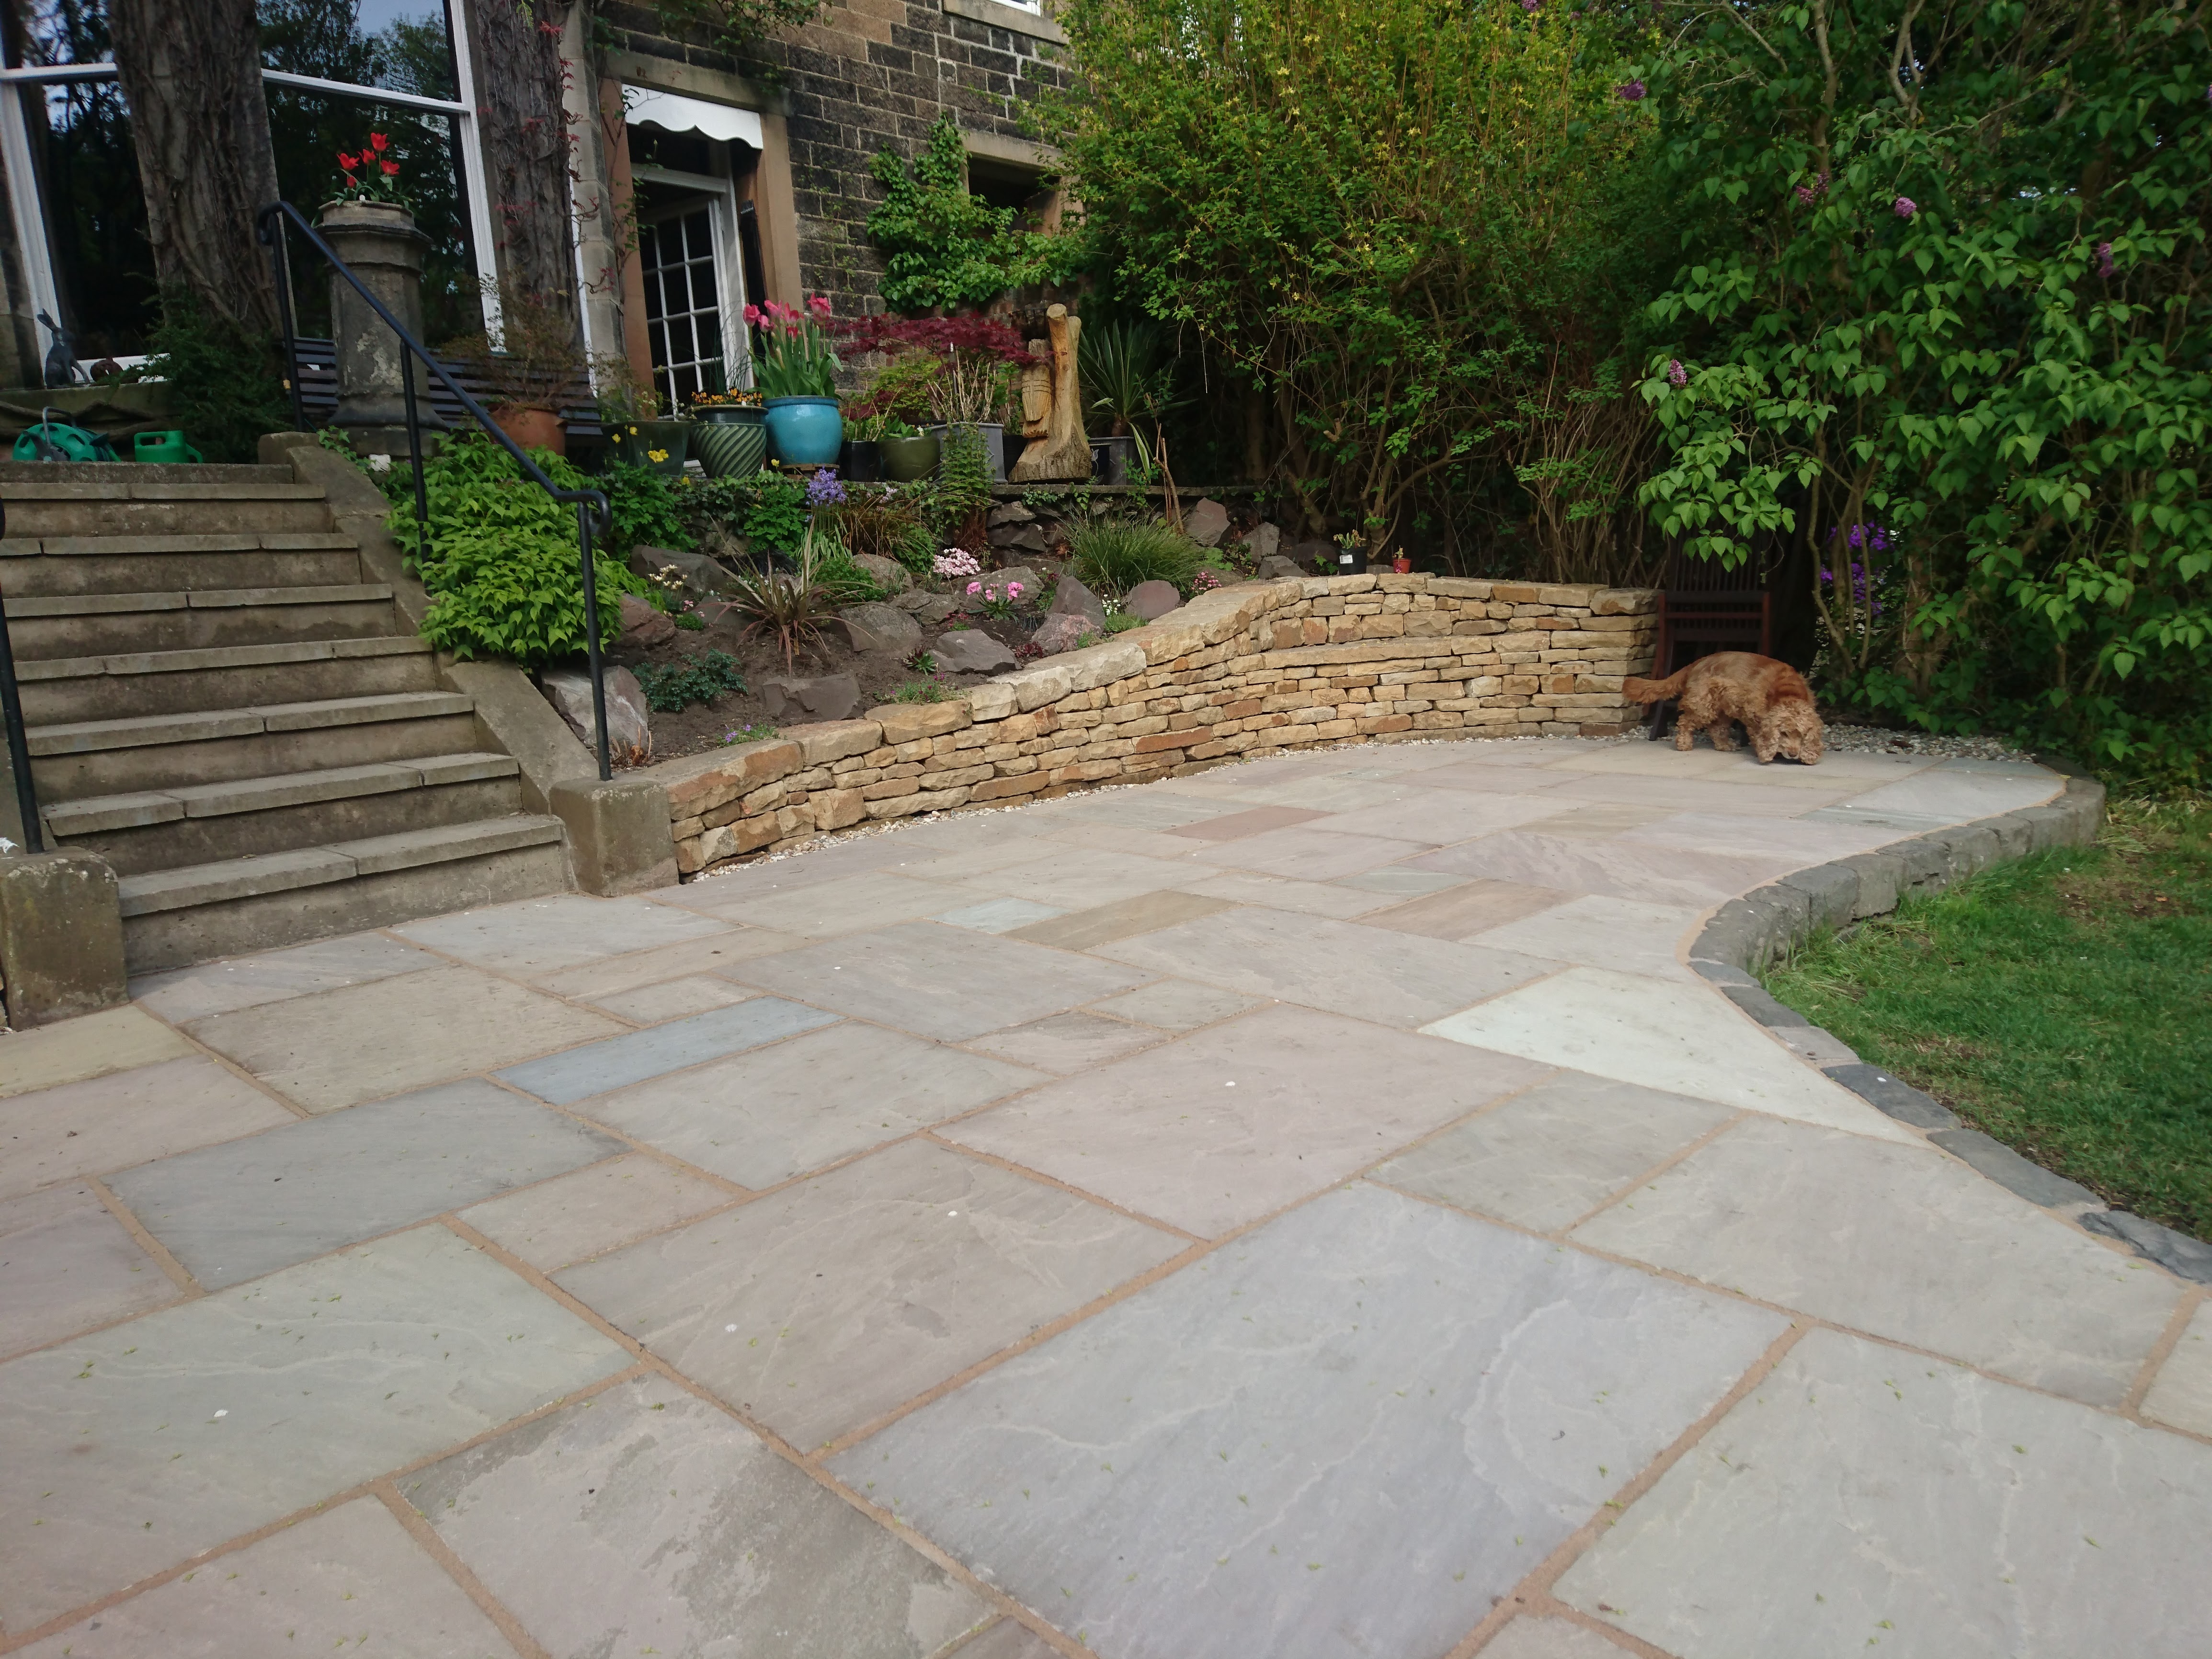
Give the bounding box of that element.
[1893,196,1917,219]
[2095,241,2114,278]
[805,468,846,507]
[1795,170,1829,206]
[1665,359,1688,388]
[1519,0,1539,11]
[1616,79,1646,101]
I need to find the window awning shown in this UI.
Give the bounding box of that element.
[622,86,763,149]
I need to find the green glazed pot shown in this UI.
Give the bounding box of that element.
[692,410,767,479]
[879,432,941,483]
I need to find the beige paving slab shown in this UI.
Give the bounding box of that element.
[11,1497,521,1659]
[0,1057,295,1200]
[457,1151,733,1272]
[529,926,808,999]
[586,974,756,1024]
[1083,978,1266,1031]
[396,892,736,975]
[1312,788,1576,846]
[1513,803,1679,839]
[691,869,979,937]
[1005,888,1232,951]
[1478,1616,1647,1658]
[956,1619,1064,1659]
[1190,824,1435,881]
[1373,1072,1735,1233]
[1425,966,1920,1141]
[1615,810,1906,863]
[1466,893,1702,982]
[947,1004,1552,1237]
[1555,1327,2212,1659]
[0,1182,178,1359]
[965,1011,1166,1074]
[1037,818,1235,860]
[951,847,1218,910]
[1532,772,1850,816]
[129,932,439,1023]
[556,1137,1182,1449]
[1164,803,1330,841]
[1172,867,1405,918]
[1361,877,1575,942]
[1835,762,2061,822]
[1407,831,1787,907]
[1572,1116,2181,1405]
[186,966,625,1112]
[0,1005,194,1099]
[2139,1298,2212,1438]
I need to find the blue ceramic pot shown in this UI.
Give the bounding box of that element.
[763,396,843,466]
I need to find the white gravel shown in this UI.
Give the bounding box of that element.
[1821,723,2037,763]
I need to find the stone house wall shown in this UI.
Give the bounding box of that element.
[639,573,1660,876]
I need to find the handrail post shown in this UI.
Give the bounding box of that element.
[399,348,429,545]
[258,212,307,436]
[577,501,612,781]
[0,500,42,852]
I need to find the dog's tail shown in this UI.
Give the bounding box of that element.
[1621,665,1692,705]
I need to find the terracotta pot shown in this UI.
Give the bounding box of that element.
[1392,557,1413,574]
[492,405,566,456]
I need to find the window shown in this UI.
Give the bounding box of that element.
[624,85,760,411]
[638,205,723,409]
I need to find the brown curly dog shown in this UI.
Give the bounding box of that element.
[1623,652,1825,764]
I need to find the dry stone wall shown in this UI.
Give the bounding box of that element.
[643,573,1659,875]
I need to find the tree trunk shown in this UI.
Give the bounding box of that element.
[110,0,281,330]
[468,0,578,332]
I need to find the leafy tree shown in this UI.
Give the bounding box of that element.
[1634,0,2212,779]
[867,116,1080,314]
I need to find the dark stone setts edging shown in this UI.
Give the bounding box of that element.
[1687,769,2212,1286]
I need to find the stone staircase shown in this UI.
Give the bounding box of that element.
[1,461,570,973]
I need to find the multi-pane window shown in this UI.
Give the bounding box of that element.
[639,206,723,411]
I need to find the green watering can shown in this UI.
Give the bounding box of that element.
[12,411,117,463]
[134,430,203,464]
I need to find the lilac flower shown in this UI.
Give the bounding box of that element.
[2095,241,2115,278]
[805,468,846,507]
[1519,0,1539,11]
[1893,196,1917,218]
[1795,170,1829,206]
[1616,79,1646,101]
[1665,359,1688,388]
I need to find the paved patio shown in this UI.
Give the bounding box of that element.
[3,735,2208,1659]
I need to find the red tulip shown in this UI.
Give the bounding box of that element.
[380,160,399,176]
[338,150,358,170]
[370,132,389,151]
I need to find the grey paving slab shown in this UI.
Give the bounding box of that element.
[1190,824,1433,881]
[1532,772,1845,817]
[1096,905,1556,1029]
[1570,1116,2181,1405]
[457,1151,733,1271]
[831,1184,1785,1659]
[0,1057,295,1200]
[130,932,439,1023]
[0,1005,197,1099]
[397,893,736,975]
[947,1004,1551,1237]
[952,847,1215,910]
[1515,802,1678,840]
[12,1497,520,1659]
[188,966,626,1112]
[527,927,810,999]
[107,1079,623,1288]
[0,1183,176,1360]
[2139,1298,2212,1438]
[1831,763,2059,824]
[932,896,1069,933]
[1616,810,1901,863]
[0,1225,630,1630]
[1057,790,1248,830]
[954,1619,1063,1659]
[732,921,1152,1042]
[586,973,756,1024]
[494,997,842,1105]
[1333,865,1470,896]
[1038,817,1235,861]
[700,869,1002,936]
[1373,1073,1735,1233]
[402,1375,990,1659]
[1361,878,1574,941]
[1084,978,1266,1031]
[1406,832,1787,907]
[557,1138,1181,1449]
[1555,1326,2212,1659]
[574,1022,1044,1189]
[1467,894,1701,982]
[1478,1617,1644,1658]
[1311,789,1572,846]
[966,1011,1164,1074]
[1005,888,1232,951]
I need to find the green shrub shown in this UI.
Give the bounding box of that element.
[892,678,952,703]
[146,288,292,464]
[744,474,810,553]
[392,434,646,666]
[598,463,691,557]
[1069,519,1201,596]
[635,649,746,712]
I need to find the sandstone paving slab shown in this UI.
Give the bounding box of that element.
[1425,966,1920,1142]
[1312,789,1575,847]
[396,893,735,976]
[1569,1116,2181,1406]
[1190,824,1434,882]
[187,966,625,1112]
[494,997,841,1105]
[1083,978,1265,1032]
[955,1619,1062,1659]
[1164,804,1330,841]
[1370,762,1585,797]
[950,848,1216,911]
[1006,889,1231,952]
[1213,774,1429,814]
[1333,865,1469,897]
[1096,906,1556,1029]
[1615,810,1904,864]
[11,1496,520,1659]
[1478,1617,1646,1658]
[558,1138,1181,1450]
[106,1079,624,1288]
[1407,832,1786,908]
[1535,773,1850,817]
[966,1011,1164,1074]
[932,896,1069,934]
[1056,790,1250,830]
[573,1022,1044,1190]
[586,974,755,1024]
[0,1182,177,1360]
[1554,1326,2212,1659]
[0,1057,295,1201]
[830,1184,1786,1659]
[1361,877,1573,941]
[131,932,439,1023]
[1831,762,2059,824]
[457,1151,732,1272]
[2140,1300,2212,1438]
[731,921,1152,1042]
[401,1375,990,1659]
[1036,818,1232,861]
[0,1005,195,1099]
[0,1225,630,1630]
[1372,1074,1736,1234]
[1172,867,1403,918]
[698,870,981,938]
[1465,895,1701,983]
[529,927,807,1000]
[1514,803,1678,839]
[946,1004,1552,1237]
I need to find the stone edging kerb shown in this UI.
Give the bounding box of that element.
[1687,773,2212,1285]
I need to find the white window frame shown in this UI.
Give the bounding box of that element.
[629,159,752,398]
[0,4,502,347]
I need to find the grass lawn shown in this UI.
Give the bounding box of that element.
[1764,798,2212,1239]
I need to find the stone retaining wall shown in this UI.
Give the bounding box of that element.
[641,573,1658,875]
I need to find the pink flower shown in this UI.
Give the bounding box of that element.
[808,295,832,317]
[1666,359,1688,388]
[2095,241,2114,278]
[743,303,761,325]
[967,581,982,593]
[1007,581,1023,596]
[1893,196,1917,218]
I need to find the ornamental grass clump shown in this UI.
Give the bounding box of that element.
[722,527,846,669]
[1070,519,1202,596]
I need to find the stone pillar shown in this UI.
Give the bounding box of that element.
[317,200,443,434]
[0,852,128,1027]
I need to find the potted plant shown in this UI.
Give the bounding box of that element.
[688,386,766,478]
[842,409,889,483]
[838,314,1036,485]
[1332,531,1367,575]
[751,296,842,466]
[876,417,937,483]
[1079,320,1184,486]
[318,134,439,432]
[442,281,589,458]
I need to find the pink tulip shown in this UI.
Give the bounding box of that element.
[808,295,832,317]
[743,303,761,325]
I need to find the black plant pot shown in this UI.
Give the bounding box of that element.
[1333,545,1368,576]
[1091,435,1136,485]
[842,439,883,483]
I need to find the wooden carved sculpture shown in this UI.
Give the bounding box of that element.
[1011,303,1092,482]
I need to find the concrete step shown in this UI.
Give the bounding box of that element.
[5,584,397,657]
[0,479,332,540]
[118,815,571,973]
[45,752,524,875]
[0,462,296,486]
[1,531,364,597]
[27,691,480,799]
[18,635,437,724]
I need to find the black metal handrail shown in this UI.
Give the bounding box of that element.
[256,200,618,781]
[0,497,42,853]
